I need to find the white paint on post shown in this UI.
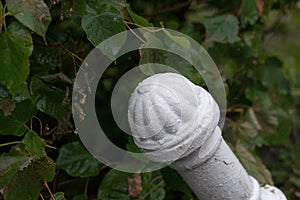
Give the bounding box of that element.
[128,73,287,200]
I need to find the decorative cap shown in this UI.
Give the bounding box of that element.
[128,73,220,164]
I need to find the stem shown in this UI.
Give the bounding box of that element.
[44,181,55,200]
[40,193,45,200]
[46,144,57,150]
[138,180,164,200]
[60,44,84,62]
[0,141,22,147]
[32,116,43,135]
[124,22,147,44]
[84,177,89,196]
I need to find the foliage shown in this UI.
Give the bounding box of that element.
[0,0,299,199]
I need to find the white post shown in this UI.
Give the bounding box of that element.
[128,73,286,200]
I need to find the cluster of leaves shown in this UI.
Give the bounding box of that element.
[0,0,299,199]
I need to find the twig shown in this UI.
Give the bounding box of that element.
[124,22,147,44]
[44,180,55,200]
[0,141,22,147]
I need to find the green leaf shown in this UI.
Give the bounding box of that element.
[30,74,70,121]
[0,99,36,136]
[161,167,192,197]
[22,131,46,157]
[32,156,56,182]
[6,0,52,39]
[149,187,165,200]
[203,14,240,43]
[51,192,67,200]
[97,169,132,200]
[30,45,60,71]
[128,10,152,27]
[162,29,191,49]
[56,141,103,177]
[259,57,289,94]
[73,194,88,200]
[82,1,125,47]
[3,164,42,200]
[235,142,274,185]
[40,73,73,89]
[73,0,87,17]
[0,152,31,188]
[3,152,55,200]
[0,22,33,97]
[98,170,165,200]
[241,0,259,27]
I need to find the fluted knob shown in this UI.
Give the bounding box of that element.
[128,73,220,164]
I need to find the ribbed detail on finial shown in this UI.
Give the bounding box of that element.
[128,73,220,164]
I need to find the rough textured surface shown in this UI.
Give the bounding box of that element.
[128,73,287,200]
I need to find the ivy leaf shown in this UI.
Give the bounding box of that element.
[82,1,125,47]
[22,131,46,157]
[0,147,32,188]
[6,0,52,39]
[128,10,152,27]
[0,22,33,97]
[98,170,165,200]
[203,14,240,43]
[32,156,56,182]
[2,156,55,200]
[97,169,132,200]
[1,154,55,200]
[0,99,36,136]
[56,141,103,177]
[51,192,67,200]
[3,164,42,200]
[30,74,70,121]
[73,194,88,200]
[241,0,259,27]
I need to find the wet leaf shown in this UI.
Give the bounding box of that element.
[0,22,33,97]
[6,0,52,39]
[82,1,125,47]
[30,74,70,121]
[0,99,36,136]
[56,141,103,177]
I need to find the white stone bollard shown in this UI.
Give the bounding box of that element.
[128,73,287,200]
